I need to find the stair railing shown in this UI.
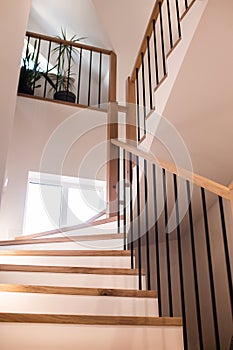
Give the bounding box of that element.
[113,138,232,350]
[17,31,116,109]
[126,0,196,143]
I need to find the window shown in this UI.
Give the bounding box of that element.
[23,172,106,234]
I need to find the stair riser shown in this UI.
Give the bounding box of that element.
[0,239,124,250]
[0,256,132,268]
[0,272,145,289]
[0,292,157,317]
[0,324,183,350]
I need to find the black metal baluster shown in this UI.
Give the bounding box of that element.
[146,36,153,111]
[43,40,52,98]
[136,68,141,142]
[186,181,204,350]
[201,188,220,350]
[184,0,188,11]
[144,159,151,290]
[173,174,187,350]
[87,50,93,106]
[136,155,142,290]
[32,38,41,93]
[117,147,121,234]
[175,0,182,38]
[166,0,173,49]
[26,35,30,56]
[98,52,102,108]
[159,1,167,77]
[152,164,162,316]
[129,152,134,269]
[56,43,62,93]
[66,45,72,100]
[77,48,82,104]
[152,19,159,86]
[123,149,127,250]
[141,52,146,137]
[162,168,173,316]
[218,196,233,316]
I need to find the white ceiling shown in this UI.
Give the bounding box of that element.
[28,0,112,48]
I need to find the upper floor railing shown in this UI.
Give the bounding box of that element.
[113,138,233,350]
[17,31,116,109]
[126,0,196,142]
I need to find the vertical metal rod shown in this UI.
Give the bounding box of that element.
[152,19,159,86]
[87,50,93,106]
[43,40,52,98]
[175,0,182,38]
[162,168,173,316]
[129,152,134,269]
[184,0,188,10]
[77,48,83,104]
[117,147,120,234]
[141,52,146,137]
[56,43,62,93]
[218,196,233,316]
[32,38,41,93]
[136,68,141,142]
[152,164,162,316]
[136,155,142,290]
[123,149,127,250]
[146,36,153,110]
[66,45,72,99]
[98,52,102,108]
[173,174,187,350]
[186,181,204,350]
[159,1,167,77]
[201,188,220,350]
[26,35,31,57]
[144,159,151,290]
[166,0,173,49]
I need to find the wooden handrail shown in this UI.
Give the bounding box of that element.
[26,31,113,56]
[130,0,163,82]
[111,139,231,200]
[15,215,122,241]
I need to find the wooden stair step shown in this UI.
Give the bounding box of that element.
[0,250,132,257]
[0,313,182,326]
[0,264,144,275]
[0,233,125,246]
[15,215,121,240]
[0,284,156,298]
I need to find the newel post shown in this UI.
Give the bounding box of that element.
[229,183,233,219]
[107,52,118,217]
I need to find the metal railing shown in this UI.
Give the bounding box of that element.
[127,0,196,142]
[18,31,116,109]
[113,139,232,350]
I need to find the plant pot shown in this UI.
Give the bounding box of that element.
[54,91,76,103]
[18,83,34,95]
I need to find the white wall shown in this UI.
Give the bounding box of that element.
[0,0,31,208]
[0,97,107,239]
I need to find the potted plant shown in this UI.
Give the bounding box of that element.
[18,43,42,95]
[18,41,56,95]
[50,28,85,103]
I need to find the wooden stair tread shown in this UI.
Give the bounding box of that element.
[15,215,122,240]
[0,264,144,276]
[0,233,125,246]
[0,313,182,326]
[0,250,132,257]
[0,284,157,298]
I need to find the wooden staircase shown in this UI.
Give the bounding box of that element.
[0,225,183,350]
